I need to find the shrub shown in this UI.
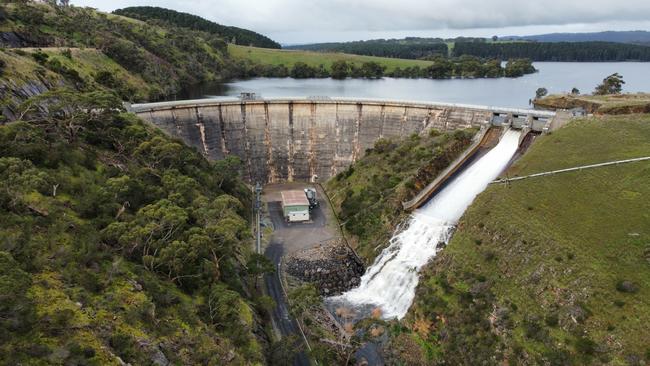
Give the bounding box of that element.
[616,280,639,293]
[31,51,49,64]
[575,336,597,355]
[0,59,5,76]
[484,251,496,261]
[109,333,137,361]
[545,313,559,327]
[523,317,548,341]
[94,70,120,88]
[613,300,625,307]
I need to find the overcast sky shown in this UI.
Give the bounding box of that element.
[71,0,650,44]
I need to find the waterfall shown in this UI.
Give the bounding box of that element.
[330,129,522,319]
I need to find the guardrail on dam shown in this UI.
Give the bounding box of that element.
[129,97,556,183]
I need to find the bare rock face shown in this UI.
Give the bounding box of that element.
[0,77,63,123]
[0,31,53,48]
[286,239,365,296]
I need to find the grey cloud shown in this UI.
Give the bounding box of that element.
[73,0,650,41]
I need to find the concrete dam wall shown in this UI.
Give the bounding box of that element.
[130,97,556,183]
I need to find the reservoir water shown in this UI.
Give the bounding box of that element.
[187,62,650,109]
[329,129,523,319]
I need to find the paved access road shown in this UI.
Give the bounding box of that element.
[264,243,311,366]
[262,183,340,366]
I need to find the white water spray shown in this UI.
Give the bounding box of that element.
[332,129,522,319]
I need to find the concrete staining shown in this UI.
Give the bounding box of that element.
[131,98,556,183]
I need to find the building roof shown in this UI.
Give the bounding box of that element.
[281,190,309,206]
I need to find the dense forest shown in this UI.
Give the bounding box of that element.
[453,41,650,61]
[288,38,450,59]
[291,37,650,62]
[112,6,281,49]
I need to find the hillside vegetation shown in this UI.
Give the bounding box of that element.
[395,115,650,364]
[0,1,246,101]
[112,6,280,49]
[325,129,476,263]
[0,88,276,365]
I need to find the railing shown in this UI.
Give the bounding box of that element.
[492,156,650,184]
[130,96,556,118]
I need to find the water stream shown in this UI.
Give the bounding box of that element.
[329,129,523,319]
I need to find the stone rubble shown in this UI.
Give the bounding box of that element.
[286,239,364,296]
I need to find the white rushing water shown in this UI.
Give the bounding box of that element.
[331,129,522,319]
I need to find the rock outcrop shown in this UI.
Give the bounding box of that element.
[0,31,53,48]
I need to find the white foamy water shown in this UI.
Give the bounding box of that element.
[331,129,522,319]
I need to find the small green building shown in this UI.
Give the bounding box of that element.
[281,190,310,222]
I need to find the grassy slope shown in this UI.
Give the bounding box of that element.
[7,48,153,98]
[404,115,650,364]
[229,44,434,72]
[536,93,650,115]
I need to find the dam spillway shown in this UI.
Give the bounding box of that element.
[130,97,556,183]
[330,129,523,319]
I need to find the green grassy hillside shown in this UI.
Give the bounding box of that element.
[229,44,434,72]
[398,115,650,364]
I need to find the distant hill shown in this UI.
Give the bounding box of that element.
[113,6,281,49]
[502,30,650,45]
[453,41,650,61]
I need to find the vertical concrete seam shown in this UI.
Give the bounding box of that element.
[194,107,209,158]
[240,102,253,182]
[288,102,295,182]
[353,102,362,162]
[171,107,181,137]
[308,102,317,181]
[217,104,229,155]
[332,102,341,179]
[263,102,275,183]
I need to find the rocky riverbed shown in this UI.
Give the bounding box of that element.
[286,239,364,296]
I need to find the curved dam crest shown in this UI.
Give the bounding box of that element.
[130,97,556,183]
